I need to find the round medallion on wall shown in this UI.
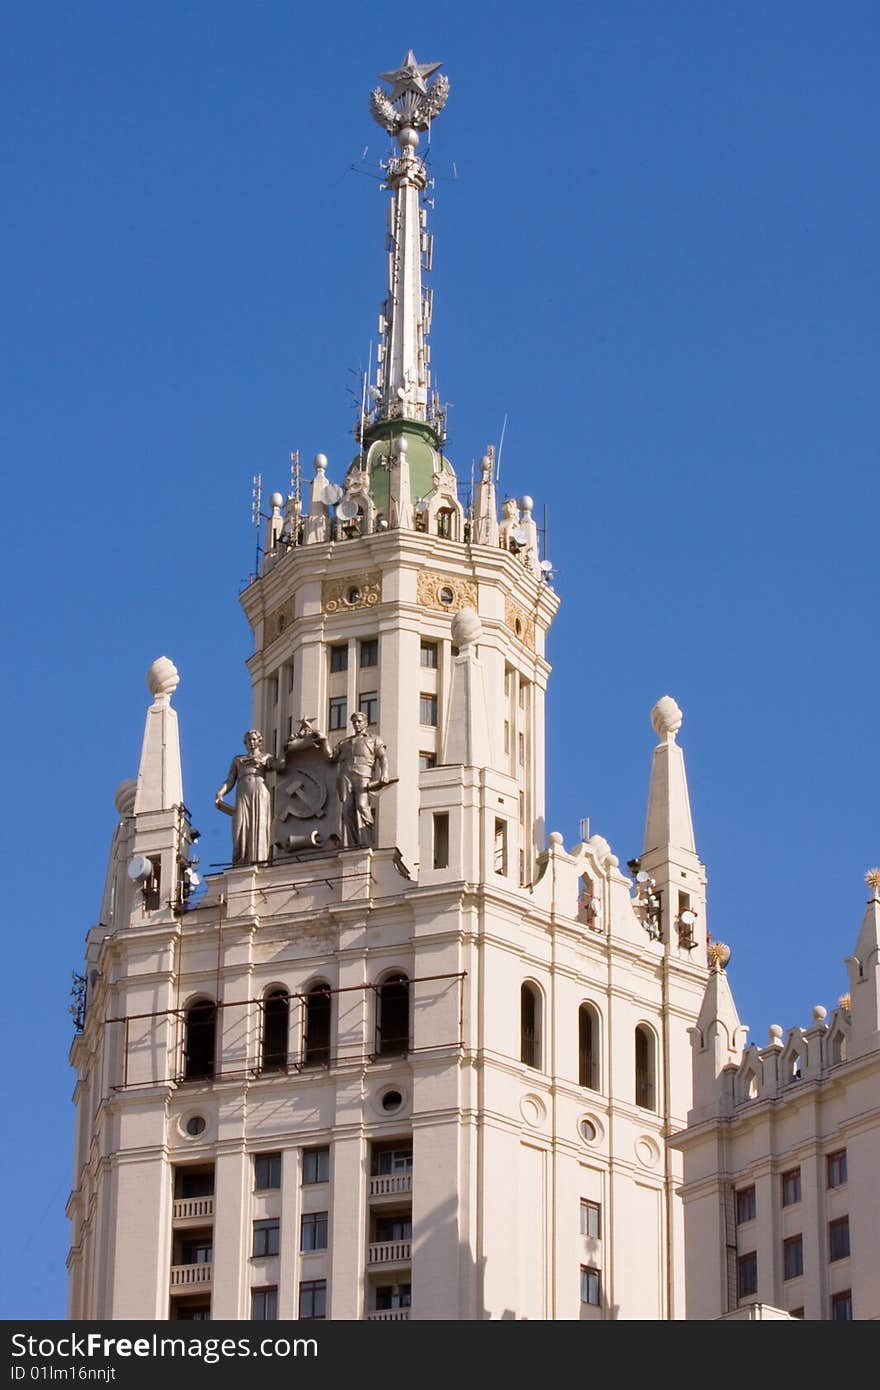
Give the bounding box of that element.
[635,1136,661,1168]
[177,1111,211,1141]
[373,1085,409,1118]
[577,1113,604,1146]
[520,1093,547,1127]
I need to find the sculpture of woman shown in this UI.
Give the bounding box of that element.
[215,730,283,865]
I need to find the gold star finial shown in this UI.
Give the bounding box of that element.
[866,867,880,895]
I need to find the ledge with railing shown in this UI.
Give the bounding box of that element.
[367,1240,412,1267]
[369,1173,413,1199]
[169,1262,213,1288]
[172,1197,215,1222]
[366,1309,410,1320]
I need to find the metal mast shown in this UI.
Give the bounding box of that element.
[370,50,449,426]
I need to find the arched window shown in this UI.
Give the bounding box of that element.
[579,1004,599,1090]
[635,1024,656,1111]
[376,974,410,1057]
[304,983,332,1066]
[261,989,289,1073]
[184,999,216,1081]
[520,983,542,1070]
[436,507,455,539]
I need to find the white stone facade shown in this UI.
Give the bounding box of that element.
[672,883,880,1320]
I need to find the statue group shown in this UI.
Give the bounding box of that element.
[216,713,390,865]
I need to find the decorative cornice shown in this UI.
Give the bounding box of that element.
[417,571,478,613]
[322,571,382,615]
[504,597,536,651]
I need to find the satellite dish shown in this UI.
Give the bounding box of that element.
[589,897,602,915]
[127,854,152,884]
[337,498,359,520]
[636,870,651,885]
[415,498,429,513]
[680,909,697,927]
[397,386,407,400]
[540,559,554,573]
[509,526,527,548]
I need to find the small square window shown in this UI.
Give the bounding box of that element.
[419,752,436,771]
[420,641,438,669]
[358,691,379,725]
[252,1219,280,1258]
[579,1265,600,1306]
[330,645,348,673]
[735,1185,756,1225]
[328,696,347,731]
[298,1279,327,1320]
[300,1211,328,1252]
[251,1286,278,1320]
[781,1168,801,1207]
[831,1289,852,1321]
[829,1216,850,1262]
[254,1153,281,1191]
[360,639,378,668]
[303,1147,330,1184]
[419,693,438,726]
[580,1200,601,1239]
[737,1251,757,1300]
[827,1149,847,1188]
[783,1234,803,1281]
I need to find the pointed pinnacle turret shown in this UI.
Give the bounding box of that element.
[367,53,449,428]
[133,657,184,814]
[643,696,696,855]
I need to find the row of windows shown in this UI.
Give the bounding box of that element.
[181,977,411,1081]
[738,1216,851,1299]
[520,988,659,1110]
[253,1280,326,1321]
[329,639,444,674]
[735,1150,848,1223]
[326,691,440,731]
[252,1212,329,1256]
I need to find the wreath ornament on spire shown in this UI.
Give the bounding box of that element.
[370,49,450,135]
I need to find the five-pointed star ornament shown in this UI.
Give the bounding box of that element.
[378,49,443,100]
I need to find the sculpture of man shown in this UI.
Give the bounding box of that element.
[215,729,284,865]
[321,711,389,848]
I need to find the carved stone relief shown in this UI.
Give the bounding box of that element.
[322,571,382,614]
[417,571,478,612]
[504,597,536,651]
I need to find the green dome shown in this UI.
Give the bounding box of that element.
[351,418,455,514]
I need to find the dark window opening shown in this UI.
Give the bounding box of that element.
[299,1279,327,1320]
[330,645,348,673]
[376,974,410,1056]
[829,1216,850,1262]
[360,639,378,668]
[635,1025,656,1111]
[782,1168,801,1207]
[254,1153,281,1191]
[261,990,288,1073]
[579,1005,598,1091]
[375,1283,411,1310]
[737,1252,757,1301]
[783,1234,804,1280]
[252,1219,280,1258]
[520,983,541,1069]
[433,812,449,869]
[304,984,332,1066]
[175,1166,215,1199]
[374,1213,412,1243]
[580,1265,601,1306]
[371,1143,413,1176]
[300,1211,329,1252]
[183,1000,216,1081]
[302,1147,330,1184]
[827,1149,848,1188]
[251,1286,277,1321]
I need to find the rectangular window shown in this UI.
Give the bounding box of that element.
[737,1252,757,1300]
[298,1279,327,1320]
[300,1211,329,1252]
[579,1265,601,1306]
[302,1147,330,1185]
[419,693,438,726]
[419,752,436,771]
[831,1290,852,1321]
[829,1216,850,1262]
[375,1214,412,1242]
[287,662,295,693]
[375,1283,412,1310]
[827,1149,847,1188]
[781,1167,801,1207]
[359,639,378,668]
[518,731,525,766]
[735,1185,756,1225]
[251,1286,278,1321]
[783,1234,803,1281]
[329,645,348,673]
[328,696,347,730]
[254,1152,281,1191]
[373,1146,413,1176]
[268,674,279,706]
[518,679,528,709]
[358,691,379,725]
[177,1168,215,1199]
[252,1219,280,1258]
[494,819,507,876]
[503,720,510,754]
[580,1200,601,1239]
[504,666,512,697]
[420,641,438,669]
[181,1238,212,1265]
[433,812,449,869]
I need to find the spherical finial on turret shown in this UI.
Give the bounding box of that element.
[451,606,481,649]
[651,695,683,739]
[707,940,731,970]
[520,495,534,513]
[270,491,284,509]
[313,453,328,473]
[393,436,408,458]
[768,1023,784,1044]
[479,455,492,476]
[146,656,179,702]
[548,831,564,847]
[114,779,137,817]
[812,1004,827,1025]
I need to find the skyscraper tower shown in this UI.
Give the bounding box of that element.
[68,52,710,1321]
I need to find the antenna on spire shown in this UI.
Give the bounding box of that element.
[251,472,263,575]
[496,414,508,483]
[289,452,301,510]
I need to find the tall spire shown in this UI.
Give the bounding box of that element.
[369,51,449,430]
[134,656,183,814]
[643,695,696,855]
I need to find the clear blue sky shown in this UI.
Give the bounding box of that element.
[1,1,877,1319]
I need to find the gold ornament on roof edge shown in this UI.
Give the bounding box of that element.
[707,941,731,969]
[865,867,880,892]
[838,993,852,1011]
